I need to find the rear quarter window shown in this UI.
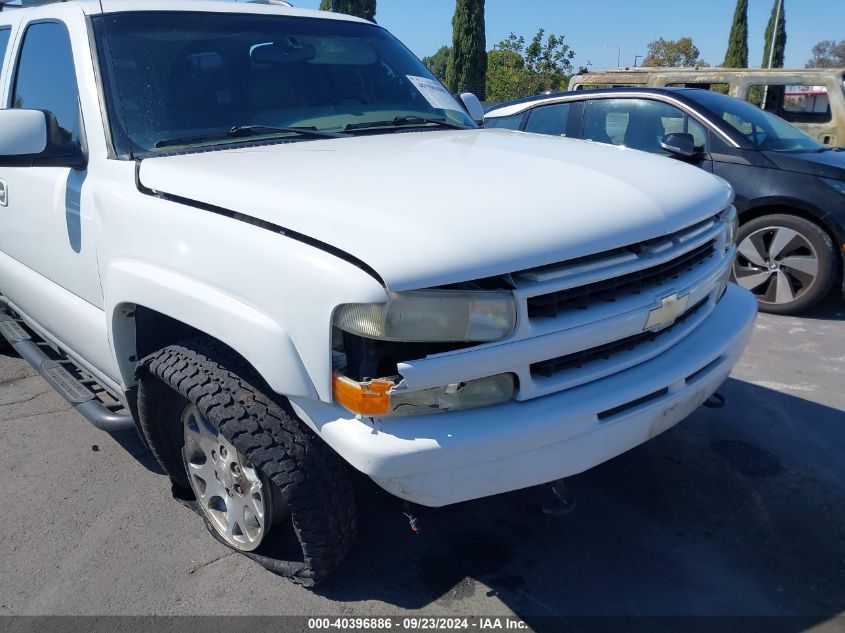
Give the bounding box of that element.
[525,102,579,137]
[484,112,524,130]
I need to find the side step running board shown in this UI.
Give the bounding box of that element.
[0,310,136,433]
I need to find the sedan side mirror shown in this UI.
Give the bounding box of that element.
[458,92,485,125]
[659,132,696,158]
[0,109,86,169]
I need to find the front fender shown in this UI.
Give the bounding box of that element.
[105,260,316,399]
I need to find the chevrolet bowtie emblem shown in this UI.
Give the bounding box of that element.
[644,292,690,331]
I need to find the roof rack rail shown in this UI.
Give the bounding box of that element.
[0,0,67,10]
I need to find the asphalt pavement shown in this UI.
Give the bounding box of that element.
[1,294,844,631]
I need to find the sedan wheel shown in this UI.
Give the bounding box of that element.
[732,214,836,314]
[735,227,818,303]
[182,404,271,552]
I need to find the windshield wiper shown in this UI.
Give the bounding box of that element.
[344,116,472,132]
[154,125,348,149]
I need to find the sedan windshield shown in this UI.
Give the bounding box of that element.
[92,12,475,157]
[690,89,823,152]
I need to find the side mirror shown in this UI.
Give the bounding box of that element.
[0,109,85,169]
[659,132,696,158]
[458,92,485,125]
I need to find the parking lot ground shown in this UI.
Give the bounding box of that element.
[1,294,844,631]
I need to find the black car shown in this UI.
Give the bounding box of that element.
[485,87,845,314]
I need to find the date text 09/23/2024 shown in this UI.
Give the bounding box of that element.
[307,617,528,630]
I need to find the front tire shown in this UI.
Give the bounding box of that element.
[137,338,356,586]
[733,213,837,315]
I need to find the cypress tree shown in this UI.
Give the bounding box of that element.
[318,0,376,22]
[762,0,786,68]
[446,0,487,100]
[722,0,749,68]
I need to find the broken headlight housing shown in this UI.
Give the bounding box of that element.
[333,372,516,418]
[333,290,517,342]
[332,290,518,416]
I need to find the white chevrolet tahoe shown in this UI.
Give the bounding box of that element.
[0,0,756,585]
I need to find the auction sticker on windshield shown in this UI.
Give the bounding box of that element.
[407,75,462,112]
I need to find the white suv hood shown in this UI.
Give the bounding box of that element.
[138,129,732,291]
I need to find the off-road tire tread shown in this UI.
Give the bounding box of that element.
[136,337,356,587]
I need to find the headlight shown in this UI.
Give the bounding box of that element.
[820,177,845,197]
[718,206,739,253]
[333,372,516,417]
[334,290,517,342]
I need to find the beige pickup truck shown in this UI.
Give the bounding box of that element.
[569,68,845,147]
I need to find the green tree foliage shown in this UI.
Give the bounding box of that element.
[486,47,528,102]
[446,0,487,99]
[762,0,786,68]
[723,0,749,68]
[422,46,452,83]
[806,40,845,68]
[486,30,575,102]
[318,0,376,21]
[643,37,708,67]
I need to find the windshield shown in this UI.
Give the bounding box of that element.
[689,89,823,152]
[92,12,475,157]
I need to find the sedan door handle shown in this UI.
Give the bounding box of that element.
[0,180,7,207]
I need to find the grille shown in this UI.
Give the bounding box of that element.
[527,240,716,319]
[531,298,709,379]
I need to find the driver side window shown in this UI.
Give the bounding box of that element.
[721,111,769,146]
[583,98,709,154]
[11,21,81,144]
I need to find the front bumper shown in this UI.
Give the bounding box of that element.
[291,284,757,507]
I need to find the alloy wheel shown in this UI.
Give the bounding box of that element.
[181,405,271,551]
[733,226,819,307]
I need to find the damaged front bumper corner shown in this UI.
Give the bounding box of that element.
[290,284,757,507]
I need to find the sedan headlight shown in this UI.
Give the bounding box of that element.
[820,177,845,197]
[719,206,739,253]
[334,290,517,342]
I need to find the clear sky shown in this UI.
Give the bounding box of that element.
[293,0,842,70]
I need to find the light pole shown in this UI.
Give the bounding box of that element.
[766,0,783,69]
[762,0,783,109]
[604,44,621,68]
[634,55,643,68]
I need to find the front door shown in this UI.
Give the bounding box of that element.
[0,20,108,371]
[577,97,715,172]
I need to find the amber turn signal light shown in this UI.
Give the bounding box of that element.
[332,372,394,416]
